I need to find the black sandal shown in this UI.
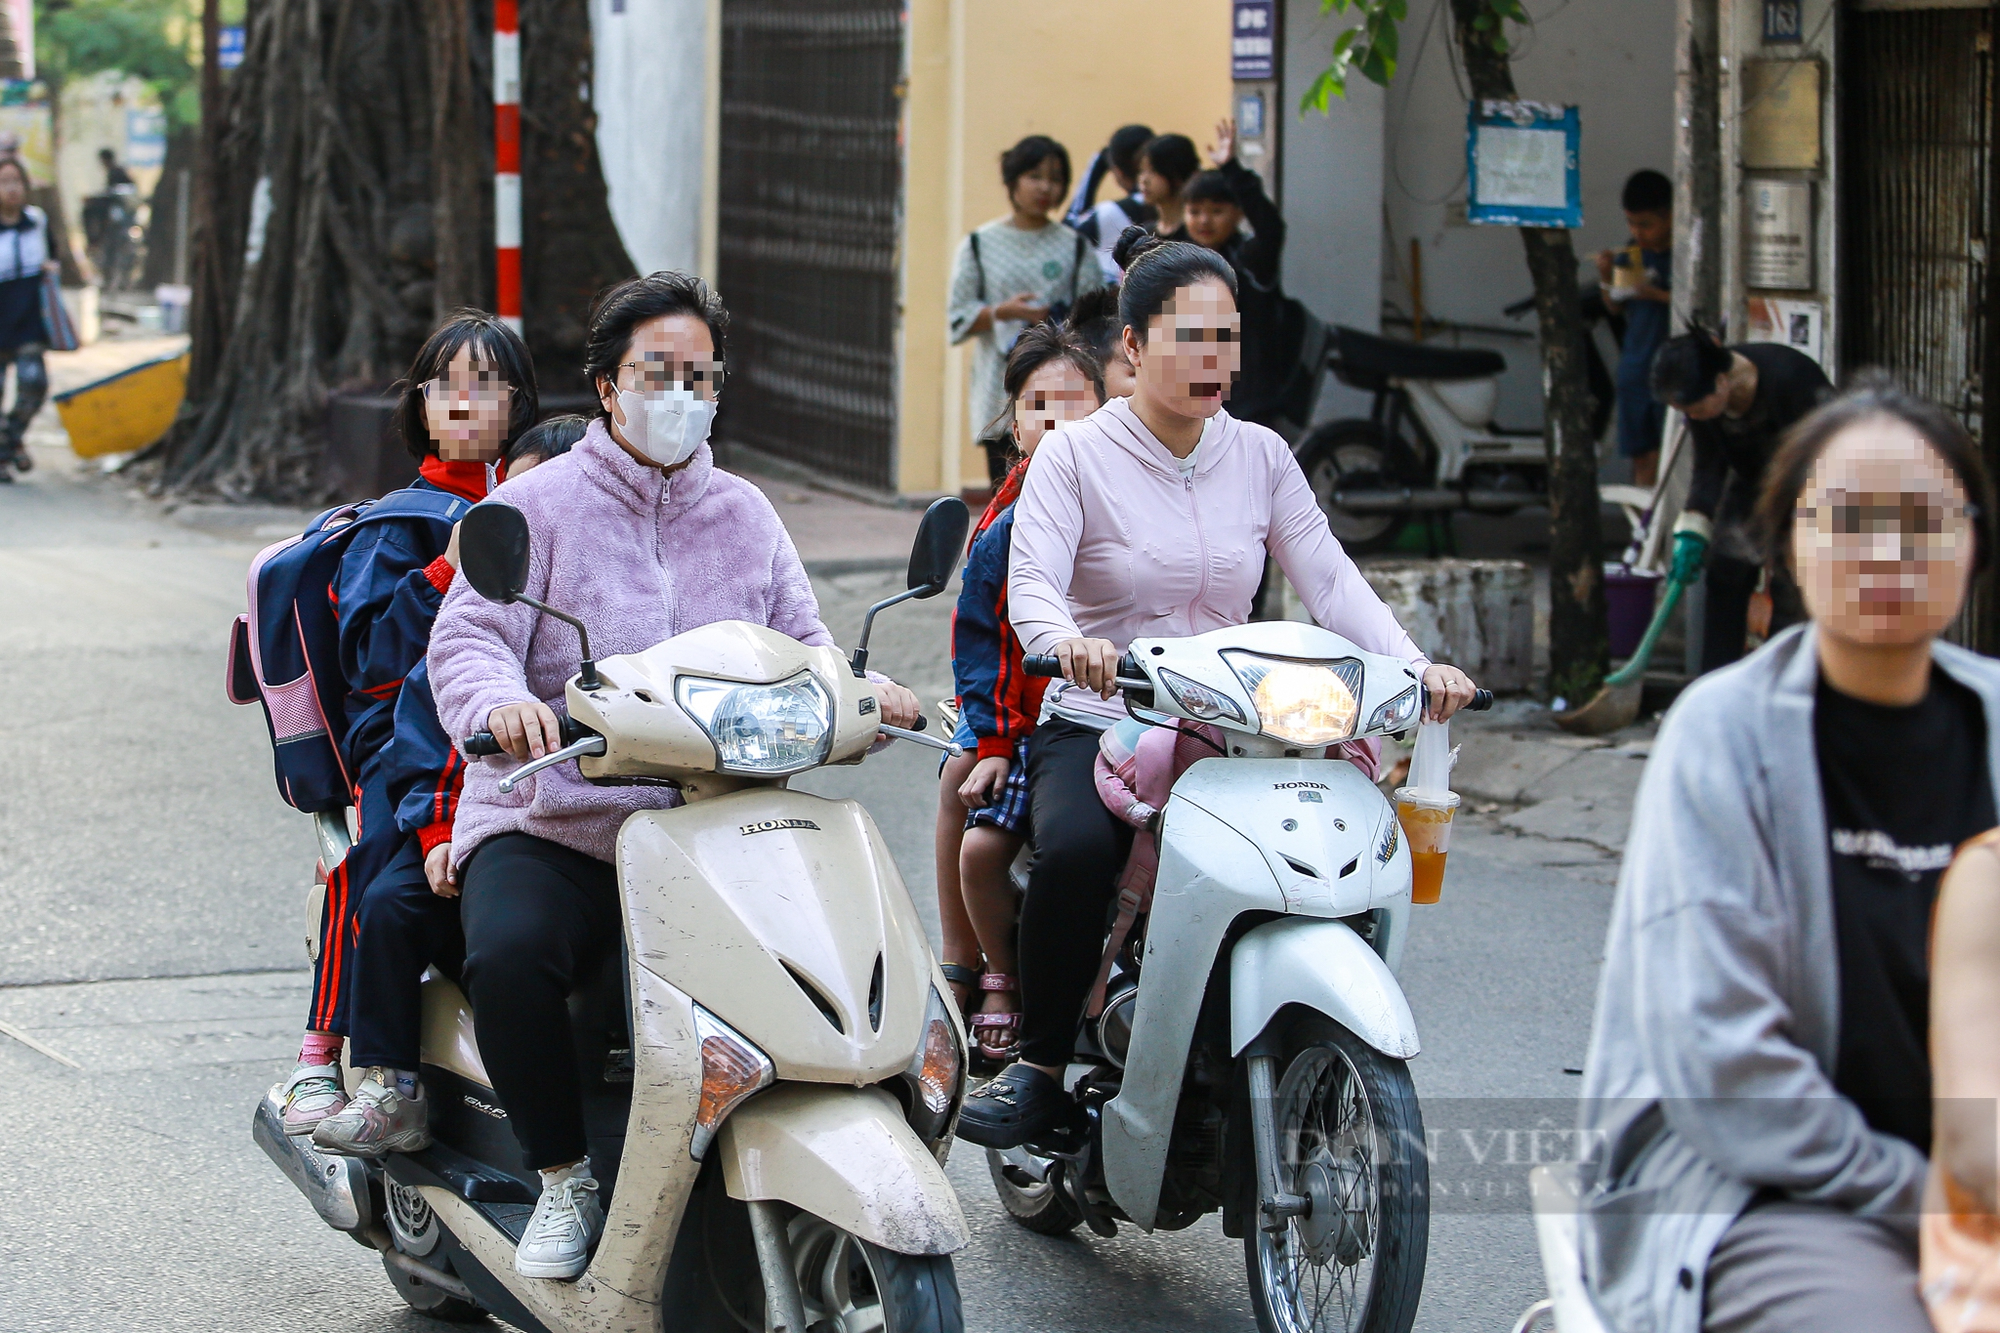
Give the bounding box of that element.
[940,962,982,1015]
[955,1064,1068,1149]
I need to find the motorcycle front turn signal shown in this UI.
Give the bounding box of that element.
[912,988,962,1117]
[689,1004,774,1160]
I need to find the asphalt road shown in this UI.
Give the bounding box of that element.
[0,430,1616,1333]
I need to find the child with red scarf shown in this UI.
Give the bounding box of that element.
[944,324,1105,1061]
[278,312,541,1139]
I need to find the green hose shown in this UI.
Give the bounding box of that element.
[1603,574,1689,689]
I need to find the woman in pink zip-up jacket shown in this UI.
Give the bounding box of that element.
[956,229,1479,1149]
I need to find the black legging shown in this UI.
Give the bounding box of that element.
[460,832,621,1170]
[1701,556,1805,674]
[1017,719,1133,1068]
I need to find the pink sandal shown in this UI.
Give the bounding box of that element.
[969,973,1022,1063]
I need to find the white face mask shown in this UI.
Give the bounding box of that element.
[614,386,716,468]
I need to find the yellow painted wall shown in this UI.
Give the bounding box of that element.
[896,0,1232,495]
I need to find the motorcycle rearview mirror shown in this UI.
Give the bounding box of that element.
[851,496,971,676]
[457,501,603,692]
[906,496,971,597]
[459,501,531,604]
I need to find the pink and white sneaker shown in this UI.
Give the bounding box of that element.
[280,1062,348,1137]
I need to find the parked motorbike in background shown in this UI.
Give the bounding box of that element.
[256,498,976,1333]
[979,623,1491,1333]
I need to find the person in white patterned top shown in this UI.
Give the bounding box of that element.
[948,135,1107,484]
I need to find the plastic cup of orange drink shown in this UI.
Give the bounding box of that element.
[1393,787,1461,904]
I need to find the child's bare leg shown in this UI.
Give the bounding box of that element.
[934,752,982,1009]
[961,824,1025,1053]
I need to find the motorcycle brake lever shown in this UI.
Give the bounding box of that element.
[878,723,962,758]
[497,736,609,794]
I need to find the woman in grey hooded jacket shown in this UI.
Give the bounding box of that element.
[1575,376,2000,1333]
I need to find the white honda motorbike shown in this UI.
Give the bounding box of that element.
[255,498,977,1333]
[984,623,1490,1333]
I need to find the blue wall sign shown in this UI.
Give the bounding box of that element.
[1763,0,1803,44]
[219,26,245,71]
[1466,101,1582,230]
[1233,0,1276,81]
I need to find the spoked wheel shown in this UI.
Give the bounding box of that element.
[381,1180,486,1322]
[788,1214,964,1333]
[1246,1016,1428,1333]
[985,1145,1084,1236]
[1296,422,1409,555]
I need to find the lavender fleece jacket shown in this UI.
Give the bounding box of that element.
[428,420,838,866]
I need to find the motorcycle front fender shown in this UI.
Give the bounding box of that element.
[718,1084,969,1256]
[1230,915,1420,1059]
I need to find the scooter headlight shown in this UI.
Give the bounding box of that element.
[1223,652,1363,746]
[690,1004,774,1160]
[676,671,833,775]
[1367,684,1421,735]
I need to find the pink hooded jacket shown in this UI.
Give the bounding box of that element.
[1007,398,1428,776]
[428,420,838,867]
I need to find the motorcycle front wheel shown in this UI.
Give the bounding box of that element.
[1245,1014,1428,1333]
[788,1214,964,1333]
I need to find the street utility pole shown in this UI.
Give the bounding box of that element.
[495,0,522,334]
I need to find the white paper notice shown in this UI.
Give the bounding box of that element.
[1473,126,1569,210]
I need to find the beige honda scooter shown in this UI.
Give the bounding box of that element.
[254,498,975,1333]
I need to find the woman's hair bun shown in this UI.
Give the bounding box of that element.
[1112,225,1163,271]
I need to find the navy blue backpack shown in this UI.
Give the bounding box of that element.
[226,490,467,812]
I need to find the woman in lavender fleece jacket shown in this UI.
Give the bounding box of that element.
[426,274,918,1280]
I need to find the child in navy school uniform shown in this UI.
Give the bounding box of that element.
[280,313,541,1138]
[950,324,1105,1062]
[310,417,589,1155]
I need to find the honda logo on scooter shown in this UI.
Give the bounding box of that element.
[740,818,821,836]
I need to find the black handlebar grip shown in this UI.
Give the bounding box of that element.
[462,731,502,757]
[1022,654,1064,678]
[1469,689,1495,712]
[912,713,928,732]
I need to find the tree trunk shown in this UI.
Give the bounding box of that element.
[425,0,488,313]
[1449,0,1607,703]
[519,0,634,401]
[159,0,632,499]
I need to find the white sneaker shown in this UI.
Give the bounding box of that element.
[515,1170,603,1280]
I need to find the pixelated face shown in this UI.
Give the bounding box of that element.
[1129,279,1240,419]
[1676,373,1732,421]
[1625,208,1671,252]
[1793,416,1975,646]
[1009,156,1068,219]
[1011,358,1099,459]
[598,313,723,430]
[1185,198,1244,250]
[424,343,513,462]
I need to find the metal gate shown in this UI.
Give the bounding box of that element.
[1841,5,2000,649]
[715,0,902,490]
[1840,6,1994,428]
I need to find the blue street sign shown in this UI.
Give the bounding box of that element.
[1763,0,1802,43]
[1233,0,1275,81]
[1466,101,1583,230]
[219,26,245,71]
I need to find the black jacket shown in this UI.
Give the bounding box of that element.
[1213,159,1308,427]
[1684,343,1833,528]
